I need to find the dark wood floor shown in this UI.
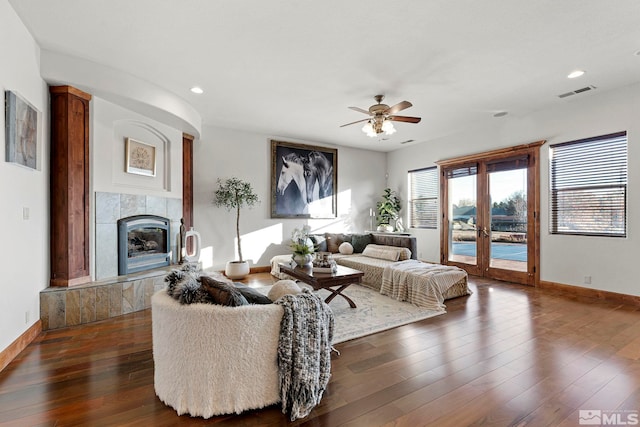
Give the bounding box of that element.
[1,274,639,426]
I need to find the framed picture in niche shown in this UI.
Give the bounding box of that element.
[125,137,156,176]
[5,90,40,170]
[270,139,337,218]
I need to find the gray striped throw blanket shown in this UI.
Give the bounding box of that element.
[276,290,334,421]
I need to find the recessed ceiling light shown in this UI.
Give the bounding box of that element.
[190,86,204,94]
[567,70,585,79]
[493,111,508,118]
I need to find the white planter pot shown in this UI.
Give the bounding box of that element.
[292,253,313,267]
[225,260,250,280]
[377,224,394,233]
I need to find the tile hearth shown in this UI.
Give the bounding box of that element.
[40,267,169,330]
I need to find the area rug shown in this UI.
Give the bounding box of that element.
[258,284,445,344]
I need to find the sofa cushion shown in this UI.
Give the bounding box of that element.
[362,244,404,261]
[325,233,350,253]
[370,234,417,260]
[309,234,328,252]
[398,247,412,261]
[339,242,354,254]
[351,233,373,253]
[234,282,273,304]
[268,279,302,301]
[201,275,249,306]
[164,266,214,305]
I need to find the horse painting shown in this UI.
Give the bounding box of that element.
[271,140,337,218]
[303,151,333,203]
[276,153,308,213]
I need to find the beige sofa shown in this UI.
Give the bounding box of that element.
[270,233,470,305]
[271,233,417,286]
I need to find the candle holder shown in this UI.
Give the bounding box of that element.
[369,207,376,232]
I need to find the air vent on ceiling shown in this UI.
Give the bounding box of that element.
[400,139,415,145]
[558,85,597,98]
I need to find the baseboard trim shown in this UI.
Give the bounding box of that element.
[538,280,640,307]
[0,320,42,372]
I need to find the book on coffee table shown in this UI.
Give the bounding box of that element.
[312,266,336,273]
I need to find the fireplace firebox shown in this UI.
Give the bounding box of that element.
[117,215,171,275]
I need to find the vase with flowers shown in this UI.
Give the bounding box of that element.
[289,225,316,266]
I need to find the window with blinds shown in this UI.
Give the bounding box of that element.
[550,131,627,237]
[409,166,438,229]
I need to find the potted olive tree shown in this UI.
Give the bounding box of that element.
[376,188,401,232]
[214,177,259,279]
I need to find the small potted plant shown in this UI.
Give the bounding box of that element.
[289,225,316,266]
[376,188,401,232]
[213,177,260,279]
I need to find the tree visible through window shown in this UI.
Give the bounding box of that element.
[550,131,627,237]
[409,166,438,229]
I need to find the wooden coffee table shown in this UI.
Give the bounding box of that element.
[278,263,364,308]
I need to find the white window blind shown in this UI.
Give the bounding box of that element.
[409,166,438,229]
[550,131,627,237]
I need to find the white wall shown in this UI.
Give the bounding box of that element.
[0,0,49,351]
[388,82,640,296]
[193,126,386,271]
[92,97,183,197]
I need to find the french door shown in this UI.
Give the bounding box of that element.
[438,142,542,285]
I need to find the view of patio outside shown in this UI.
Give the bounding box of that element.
[449,168,528,272]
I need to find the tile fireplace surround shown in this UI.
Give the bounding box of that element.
[39,192,183,330]
[95,192,183,280]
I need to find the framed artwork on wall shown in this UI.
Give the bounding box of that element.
[125,137,156,176]
[5,90,40,170]
[271,139,337,218]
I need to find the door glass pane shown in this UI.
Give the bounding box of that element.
[448,174,477,265]
[489,168,527,272]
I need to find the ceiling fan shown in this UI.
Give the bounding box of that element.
[340,95,421,137]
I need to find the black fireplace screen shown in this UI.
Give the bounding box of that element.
[118,215,171,275]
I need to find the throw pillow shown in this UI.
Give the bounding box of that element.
[398,247,412,261]
[309,234,327,252]
[325,233,350,253]
[362,244,401,261]
[200,275,249,307]
[351,233,373,253]
[338,242,354,254]
[165,265,212,304]
[234,282,273,304]
[268,279,302,301]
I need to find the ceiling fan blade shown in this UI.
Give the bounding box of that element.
[388,115,421,123]
[386,101,412,115]
[348,106,372,115]
[340,118,370,127]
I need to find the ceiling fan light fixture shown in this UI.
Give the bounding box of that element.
[346,95,420,138]
[382,119,396,135]
[362,121,377,137]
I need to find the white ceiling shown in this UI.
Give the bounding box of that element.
[9,0,640,152]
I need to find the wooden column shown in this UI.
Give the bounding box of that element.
[182,133,194,230]
[49,86,92,287]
